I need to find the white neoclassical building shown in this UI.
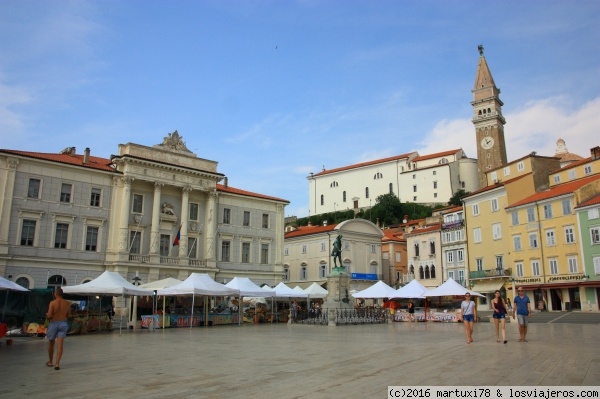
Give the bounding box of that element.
[0,132,289,291]
[307,149,478,216]
[283,219,384,292]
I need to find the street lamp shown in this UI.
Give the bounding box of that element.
[130,274,142,329]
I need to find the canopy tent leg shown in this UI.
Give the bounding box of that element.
[190,294,195,330]
[119,295,124,336]
[162,296,166,331]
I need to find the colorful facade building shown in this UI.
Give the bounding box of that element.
[307,148,477,216]
[405,217,443,289]
[283,219,384,292]
[381,227,407,288]
[440,206,468,287]
[0,132,289,294]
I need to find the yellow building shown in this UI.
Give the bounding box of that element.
[464,154,561,309]
[506,168,600,311]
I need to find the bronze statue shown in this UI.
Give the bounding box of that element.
[331,234,343,268]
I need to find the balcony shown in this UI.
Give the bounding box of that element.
[442,220,464,229]
[127,254,207,268]
[469,268,512,280]
[128,254,150,263]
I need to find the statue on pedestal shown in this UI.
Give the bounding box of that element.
[331,234,343,268]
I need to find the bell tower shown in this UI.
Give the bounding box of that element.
[472,45,507,188]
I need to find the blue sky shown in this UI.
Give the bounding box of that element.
[1,1,599,217]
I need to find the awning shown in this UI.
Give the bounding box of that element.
[471,281,505,293]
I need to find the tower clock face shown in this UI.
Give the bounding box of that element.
[480,137,495,150]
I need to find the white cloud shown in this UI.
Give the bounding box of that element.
[416,96,600,161]
[0,80,33,132]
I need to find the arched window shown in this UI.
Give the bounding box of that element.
[409,265,415,275]
[414,242,420,257]
[430,241,436,255]
[16,277,30,289]
[365,187,369,199]
[47,274,66,289]
[284,267,289,281]
[425,266,430,279]
[438,158,448,164]
[419,266,424,279]
[320,195,324,206]
[389,183,393,193]
[431,265,436,279]
[343,191,346,202]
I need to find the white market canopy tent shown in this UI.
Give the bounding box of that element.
[292,286,305,293]
[424,278,484,298]
[139,277,183,290]
[352,280,399,299]
[303,282,328,299]
[157,273,239,297]
[62,271,153,296]
[395,279,429,299]
[0,276,29,292]
[225,277,275,298]
[272,282,308,298]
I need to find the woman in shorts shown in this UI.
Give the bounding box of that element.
[491,290,508,344]
[460,293,476,344]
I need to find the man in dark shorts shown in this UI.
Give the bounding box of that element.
[46,287,71,370]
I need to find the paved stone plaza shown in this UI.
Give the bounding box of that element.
[1,320,598,399]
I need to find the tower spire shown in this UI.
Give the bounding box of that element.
[471,46,508,188]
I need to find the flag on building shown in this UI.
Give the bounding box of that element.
[173,226,181,247]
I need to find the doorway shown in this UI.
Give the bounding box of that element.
[550,289,562,311]
[568,288,581,310]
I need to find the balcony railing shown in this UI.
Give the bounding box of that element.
[188,259,207,267]
[160,256,180,265]
[128,254,150,263]
[469,268,512,279]
[442,220,464,229]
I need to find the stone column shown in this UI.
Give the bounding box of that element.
[149,182,163,255]
[0,157,18,250]
[204,189,218,264]
[179,185,192,258]
[274,203,285,265]
[118,177,134,252]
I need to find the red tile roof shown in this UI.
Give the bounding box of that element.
[381,228,401,240]
[406,223,441,235]
[412,149,461,162]
[217,184,289,203]
[463,173,530,198]
[1,149,289,203]
[312,152,417,177]
[284,224,338,238]
[575,193,600,209]
[0,149,116,172]
[439,205,463,214]
[550,157,592,174]
[507,174,600,209]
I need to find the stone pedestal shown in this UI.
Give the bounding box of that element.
[325,267,353,326]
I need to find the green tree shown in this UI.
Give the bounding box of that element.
[448,189,470,206]
[370,193,403,226]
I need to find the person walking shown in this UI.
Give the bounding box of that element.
[512,287,532,342]
[291,301,299,323]
[491,290,508,344]
[407,301,415,322]
[46,287,71,370]
[460,293,476,344]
